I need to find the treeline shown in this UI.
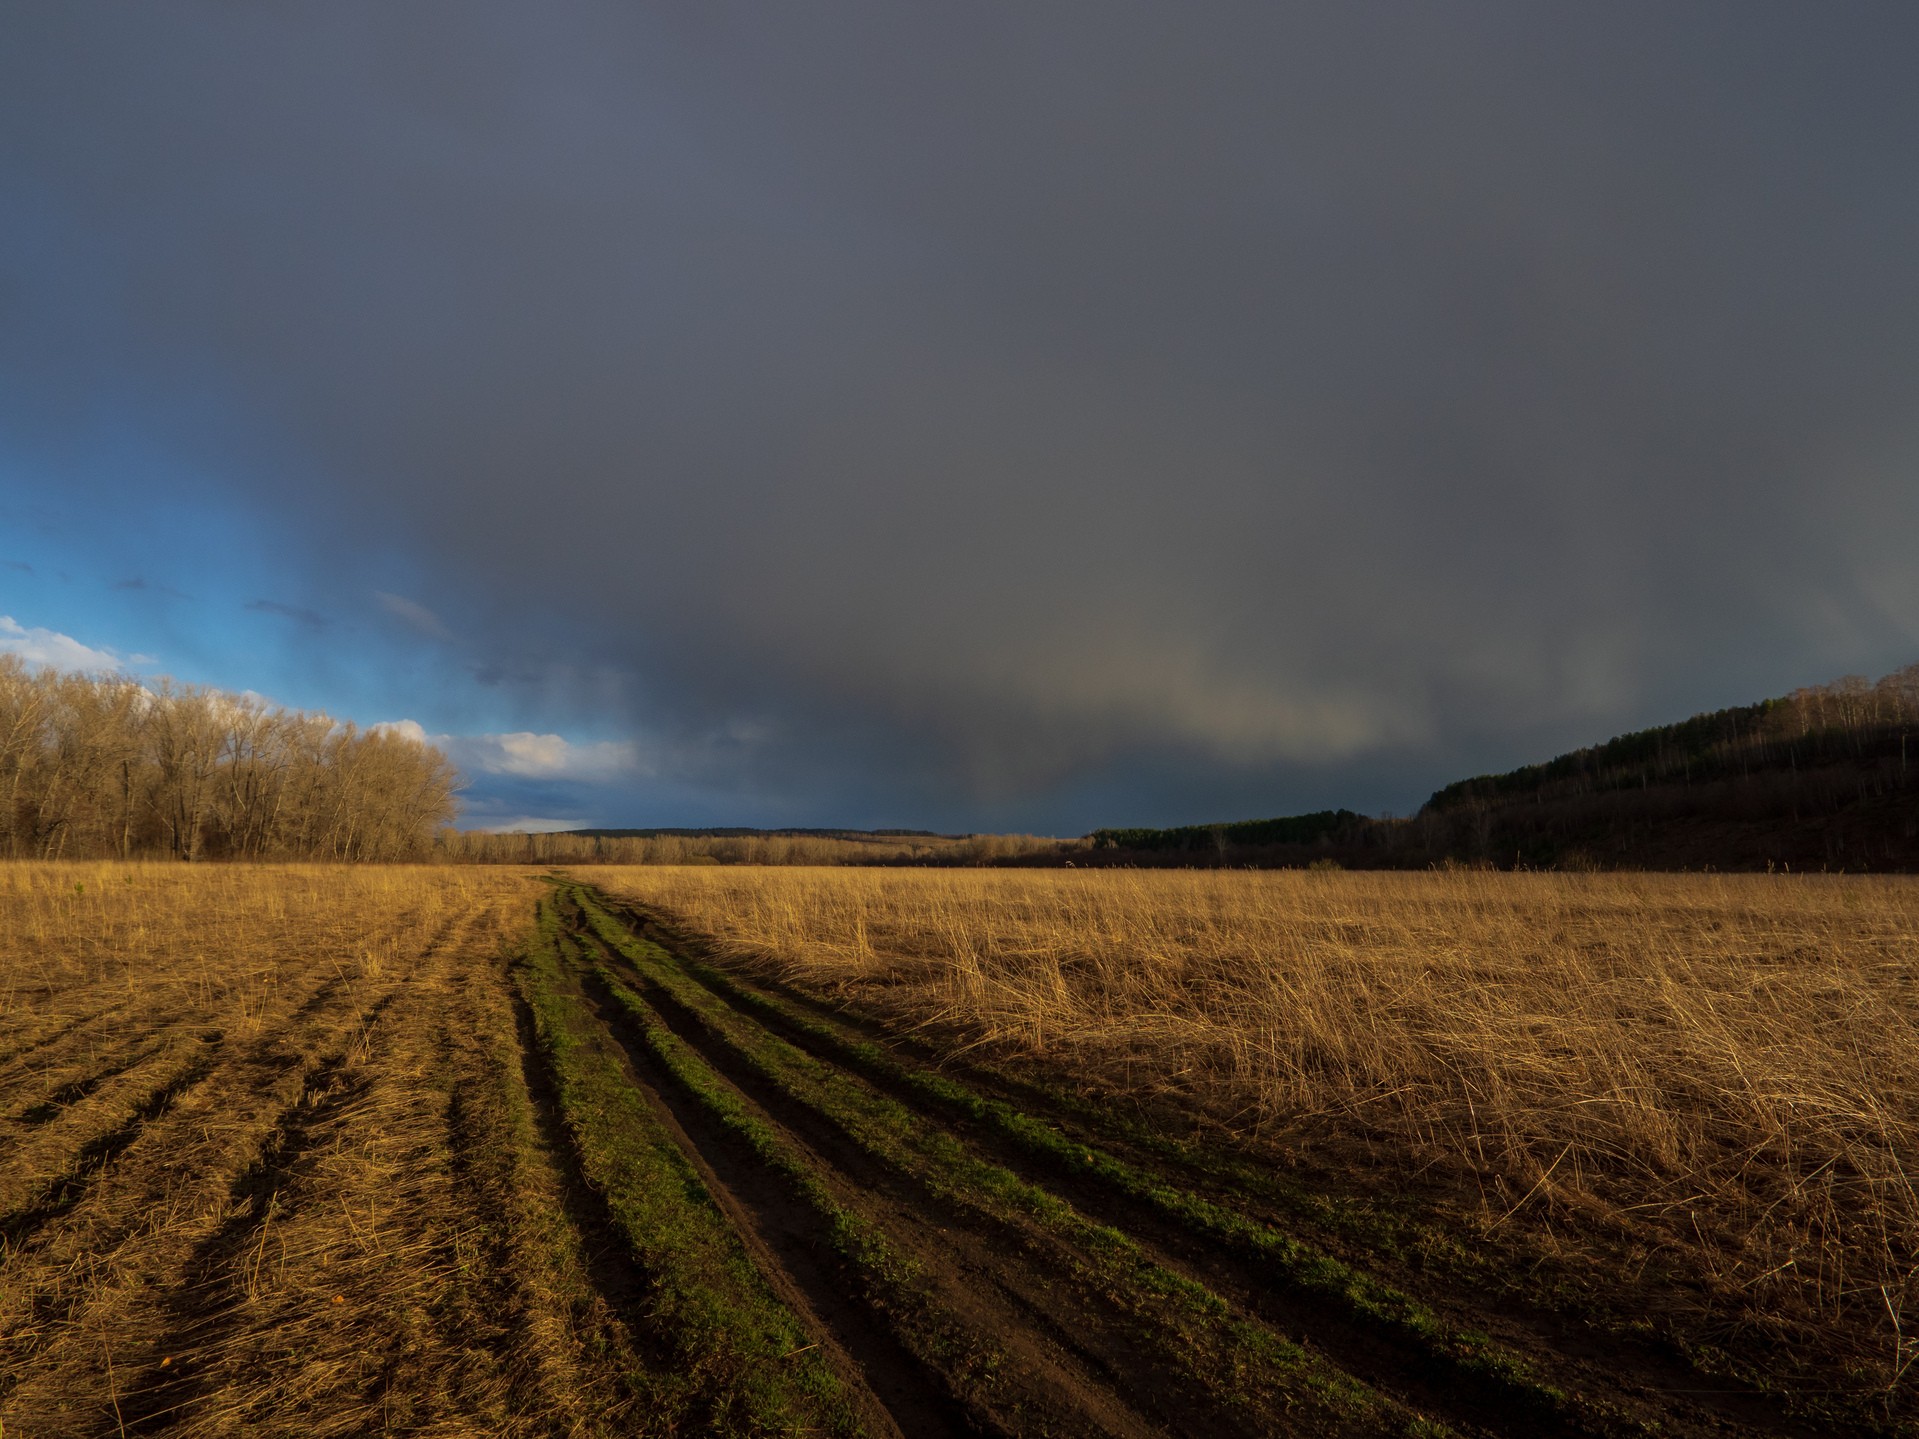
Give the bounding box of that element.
[1430,666,1919,811]
[1416,665,1919,870]
[1090,810,1366,855]
[569,827,946,840]
[0,656,459,860]
[1077,664,1919,872]
[437,829,1064,866]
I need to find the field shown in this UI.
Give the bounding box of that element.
[0,864,539,1434]
[1,864,1913,1435]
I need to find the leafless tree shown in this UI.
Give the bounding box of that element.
[0,660,458,859]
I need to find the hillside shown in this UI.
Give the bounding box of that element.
[1419,665,1919,870]
[1088,665,1919,872]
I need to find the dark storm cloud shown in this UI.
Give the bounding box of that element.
[4,3,1919,827]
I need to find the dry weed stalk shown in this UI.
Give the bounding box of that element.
[587,864,1919,1373]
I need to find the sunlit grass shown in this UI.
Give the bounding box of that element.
[583,864,1919,1384]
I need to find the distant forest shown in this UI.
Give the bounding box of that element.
[0,656,459,860]
[12,653,1917,870]
[1087,665,1919,872]
[438,828,1058,867]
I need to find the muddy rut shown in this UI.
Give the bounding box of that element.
[0,878,1857,1437]
[529,883,1829,1439]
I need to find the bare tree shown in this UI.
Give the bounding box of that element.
[0,660,460,860]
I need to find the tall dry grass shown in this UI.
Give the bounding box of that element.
[585,864,1919,1374]
[0,862,534,1034]
[0,862,546,1431]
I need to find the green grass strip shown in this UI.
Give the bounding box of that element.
[560,940,1083,1439]
[568,888,1441,1438]
[517,901,863,1438]
[647,922,1585,1419]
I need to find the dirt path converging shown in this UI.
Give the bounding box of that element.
[0,867,1896,1436]
[531,881,1860,1439]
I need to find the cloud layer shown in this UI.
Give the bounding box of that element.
[6,5,1919,827]
[381,723,645,785]
[0,616,125,673]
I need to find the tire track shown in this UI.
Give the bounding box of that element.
[0,1009,195,1137]
[11,1042,170,1127]
[115,1045,380,1430]
[0,868,552,1437]
[610,915,1576,1438]
[0,972,373,1262]
[551,967,945,1438]
[562,909,1288,1433]
[89,901,598,1439]
[0,1049,222,1255]
[549,887,1430,1439]
[562,969,1006,1439]
[458,987,663,1433]
[573,883,1784,1439]
[617,896,1830,1439]
[0,1000,132,1077]
[571,959,1196,1439]
[0,984,404,1431]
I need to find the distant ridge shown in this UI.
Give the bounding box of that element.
[1090,810,1365,854]
[1085,664,1919,872]
[565,827,951,840]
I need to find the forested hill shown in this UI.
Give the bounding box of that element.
[1086,665,1919,871]
[1417,666,1919,870]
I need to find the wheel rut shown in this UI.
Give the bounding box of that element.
[575,956,1207,1439]
[569,883,1849,1439]
[570,972,962,1439]
[0,1000,133,1077]
[9,1041,170,1128]
[710,944,1826,1439]
[504,984,709,1425]
[637,903,1851,1439]
[0,1049,221,1255]
[111,991,420,1431]
[644,944,1575,1438]
[553,889,1401,1439]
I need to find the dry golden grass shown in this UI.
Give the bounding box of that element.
[0,862,555,1435]
[585,864,1919,1380]
[8,860,1916,1421]
[0,861,524,1027]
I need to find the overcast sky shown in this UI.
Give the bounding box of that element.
[4,4,1917,832]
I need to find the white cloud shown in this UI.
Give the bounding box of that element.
[0,616,126,672]
[374,718,432,745]
[487,731,575,774]
[376,720,646,782]
[457,731,646,780]
[374,590,454,642]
